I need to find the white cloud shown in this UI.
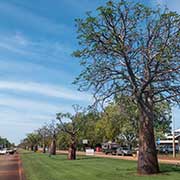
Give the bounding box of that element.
[0,33,73,60]
[153,0,180,13]
[0,81,91,102]
[155,0,166,5]
[0,1,69,35]
[0,116,50,145]
[0,95,64,114]
[0,34,29,55]
[0,95,75,144]
[0,109,53,128]
[0,57,74,84]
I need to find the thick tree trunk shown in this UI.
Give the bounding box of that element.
[42,143,46,153]
[49,139,56,155]
[137,103,159,174]
[68,135,76,160]
[34,145,38,152]
[68,143,76,160]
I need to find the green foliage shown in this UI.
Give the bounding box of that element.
[73,0,180,106]
[55,98,171,149]
[38,125,52,148]
[0,137,12,148]
[27,133,41,145]
[76,111,101,148]
[95,97,171,147]
[56,131,70,150]
[21,100,172,150]
[154,102,172,139]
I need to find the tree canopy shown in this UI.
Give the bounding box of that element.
[73,0,180,174]
[0,137,12,148]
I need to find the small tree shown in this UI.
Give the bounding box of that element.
[73,0,180,174]
[26,133,40,152]
[38,125,49,153]
[48,121,59,155]
[56,106,83,160]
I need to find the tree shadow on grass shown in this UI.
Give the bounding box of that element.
[48,154,100,161]
[77,156,101,160]
[129,164,180,177]
[160,164,180,174]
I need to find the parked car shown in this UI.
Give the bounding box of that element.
[103,147,117,155]
[7,148,15,155]
[14,148,17,153]
[102,142,119,155]
[116,147,132,156]
[158,145,179,154]
[0,148,7,155]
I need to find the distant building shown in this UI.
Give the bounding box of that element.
[158,128,180,148]
[174,128,180,136]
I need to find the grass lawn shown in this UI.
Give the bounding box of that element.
[20,151,180,180]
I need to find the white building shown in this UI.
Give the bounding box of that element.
[158,128,180,147]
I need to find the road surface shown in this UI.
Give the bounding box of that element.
[0,153,25,180]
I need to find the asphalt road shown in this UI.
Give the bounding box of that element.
[0,153,25,180]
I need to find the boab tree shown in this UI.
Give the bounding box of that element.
[38,125,49,153]
[48,121,59,155]
[56,106,83,160]
[73,0,180,174]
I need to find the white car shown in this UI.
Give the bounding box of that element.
[0,149,7,155]
[116,147,132,156]
[7,148,15,154]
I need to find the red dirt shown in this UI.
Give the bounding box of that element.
[0,153,25,180]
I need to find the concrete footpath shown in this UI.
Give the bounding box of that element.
[0,153,25,180]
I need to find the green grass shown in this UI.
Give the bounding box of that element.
[20,152,180,180]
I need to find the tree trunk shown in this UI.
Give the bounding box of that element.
[49,139,56,155]
[68,135,76,160]
[68,143,76,160]
[137,102,159,174]
[42,143,46,153]
[34,145,38,152]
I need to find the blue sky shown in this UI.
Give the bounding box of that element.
[0,0,179,144]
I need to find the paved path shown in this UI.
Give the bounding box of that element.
[0,154,25,180]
